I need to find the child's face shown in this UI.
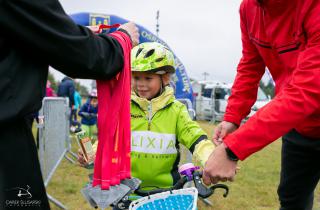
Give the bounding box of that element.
[90,98,98,107]
[132,72,162,100]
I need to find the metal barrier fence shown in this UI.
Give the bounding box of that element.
[38,97,70,209]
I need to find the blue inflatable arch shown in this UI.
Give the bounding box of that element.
[70,12,194,103]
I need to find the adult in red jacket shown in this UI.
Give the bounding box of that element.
[203,0,320,209]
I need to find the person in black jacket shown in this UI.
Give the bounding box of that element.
[0,0,139,209]
[57,76,78,130]
[57,77,76,108]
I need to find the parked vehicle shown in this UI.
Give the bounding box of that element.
[247,87,271,118]
[193,81,270,122]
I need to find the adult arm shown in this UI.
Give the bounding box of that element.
[0,0,129,79]
[224,3,320,160]
[223,2,266,126]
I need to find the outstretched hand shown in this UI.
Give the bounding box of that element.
[86,22,140,47]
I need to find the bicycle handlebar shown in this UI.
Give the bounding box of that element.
[135,171,229,199]
[134,176,188,196]
[193,171,229,198]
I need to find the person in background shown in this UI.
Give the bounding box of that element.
[78,90,98,140]
[74,89,82,115]
[58,77,84,132]
[46,80,56,97]
[70,89,82,132]
[57,76,75,108]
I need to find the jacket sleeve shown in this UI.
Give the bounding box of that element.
[0,0,126,80]
[175,104,215,167]
[224,4,320,160]
[176,103,208,152]
[193,140,215,167]
[223,2,266,126]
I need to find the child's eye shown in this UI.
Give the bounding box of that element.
[146,77,153,80]
[133,76,140,80]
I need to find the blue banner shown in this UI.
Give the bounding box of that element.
[70,12,193,102]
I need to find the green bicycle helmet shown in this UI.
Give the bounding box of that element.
[131,42,175,74]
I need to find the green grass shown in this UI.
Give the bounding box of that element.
[38,121,320,210]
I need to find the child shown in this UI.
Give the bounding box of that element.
[78,90,98,140]
[78,42,215,203]
[70,89,82,133]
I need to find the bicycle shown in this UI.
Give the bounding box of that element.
[82,163,229,210]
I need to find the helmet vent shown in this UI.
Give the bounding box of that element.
[155,57,164,62]
[136,48,143,58]
[144,49,155,58]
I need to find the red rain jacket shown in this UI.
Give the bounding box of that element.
[224,0,320,160]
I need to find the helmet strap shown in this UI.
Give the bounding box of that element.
[152,75,165,99]
[159,75,165,95]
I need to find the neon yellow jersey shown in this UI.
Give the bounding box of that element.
[130,87,207,189]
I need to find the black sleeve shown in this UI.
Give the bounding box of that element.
[189,135,208,153]
[0,0,125,80]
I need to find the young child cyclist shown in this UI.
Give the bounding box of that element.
[78,89,98,140]
[78,42,215,207]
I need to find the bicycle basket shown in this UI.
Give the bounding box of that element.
[129,187,198,210]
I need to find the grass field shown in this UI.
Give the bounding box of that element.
[42,121,320,210]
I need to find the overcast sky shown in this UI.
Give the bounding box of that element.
[53,0,244,88]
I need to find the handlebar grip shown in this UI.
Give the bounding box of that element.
[172,176,188,190]
[193,171,229,199]
[193,171,213,198]
[210,184,229,198]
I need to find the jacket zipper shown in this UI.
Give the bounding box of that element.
[147,102,152,130]
[250,36,272,49]
[132,99,174,131]
[147,101,174,130]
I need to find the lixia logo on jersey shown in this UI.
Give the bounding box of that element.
[5,185,41,208]
[131,131,177,154]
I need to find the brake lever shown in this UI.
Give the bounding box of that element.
[193,171,229,199]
